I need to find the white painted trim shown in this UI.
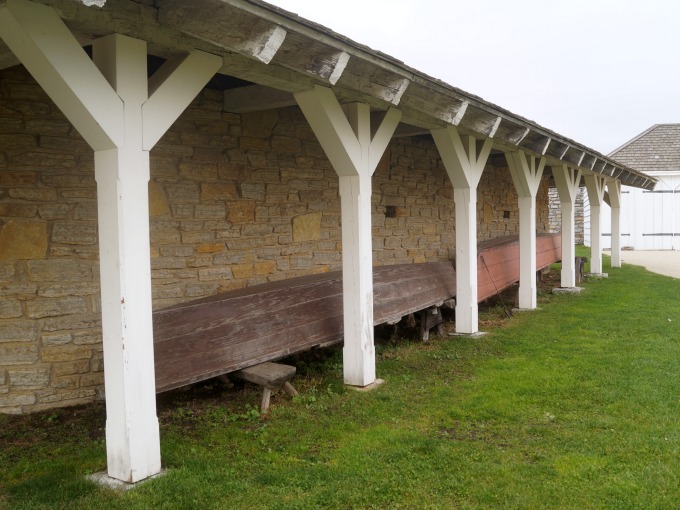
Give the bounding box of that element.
[506,151,546,309]
[0,0,123,150]
[294,86,401,386]
[553,165,582,287]
[431,126,491,334]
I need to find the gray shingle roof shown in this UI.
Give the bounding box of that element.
[609,124,680,173]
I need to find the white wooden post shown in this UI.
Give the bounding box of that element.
[0,0,221,483]
[431,126,492,334]
[607,179,622,268]
[585,174,607,274]
[294,85,401,387]
[553,164,582,287]
[506,151,546,309]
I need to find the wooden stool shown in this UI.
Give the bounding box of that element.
[231,362,298,412]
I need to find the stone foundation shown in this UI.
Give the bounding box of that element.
[0,65,549,414]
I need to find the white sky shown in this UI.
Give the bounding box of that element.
[268,0,680,155]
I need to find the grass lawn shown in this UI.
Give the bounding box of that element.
[2,248,680,509]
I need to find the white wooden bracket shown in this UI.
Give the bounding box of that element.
[505,151,546,309]
[0,0,222,483]
[606,179,622,268]
[553,164,582,287]
[294,85,401,387]
[431,126,492,334]
[584,174,607,274]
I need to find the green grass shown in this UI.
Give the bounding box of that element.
[3,247,680,509]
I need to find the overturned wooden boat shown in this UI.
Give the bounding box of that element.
[153,233,561,392]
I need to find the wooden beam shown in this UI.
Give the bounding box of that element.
[431,126,492,334]
[584,174,607,274]
[143,50,222,149]
[607,179,622,268]
[0,0,123,150]
[158,0,286,64]
[505,151,546,309]
[294,86,401,387]
[553,164,582,288]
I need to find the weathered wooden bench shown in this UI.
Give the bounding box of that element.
[230,362,298,412]
[153,261,456,393]
[152,233,561,395]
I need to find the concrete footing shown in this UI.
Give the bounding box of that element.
[448,331,488,338]
[586,272,609,279]
[552,287,584,294]
[87,470,166,491]
[348,378,385,392]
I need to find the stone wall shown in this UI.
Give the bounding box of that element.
[0,65,549,414]
[548,186,585,244]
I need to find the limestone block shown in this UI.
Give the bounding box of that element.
[80,372,104,387]
[293,212,322,243]
[179,161,218,181]
[24,119,71,135]
[152,284,184,300]
[0,134,36,149]
[0,202,38,218]
[241,183,265,201]
[0,262,16,282]
[40,345,93,363]
[151,257,187,270]
[0,393,36,408]
[201,182,239,202]
[231,264,254,279]
[241,110,278,138]
[165,183,200,203]
[27,260,92,282]
[42,333,73,346]
[195,204,226,219]
[26,296,88,319]
[0,171,37,187]
[0,320,38,343]
[242,224,273,237]
[11,151,76,168]
[0,299,22,319]
[0,220,47,262]
[0,344,39,365]
[150,229,181,245]
[181,231,214,244]
[37,282,98,298]
[8,368,49,388]
[72,331,102,345]
[38,388,95,404]
[51,221,97,245]
[228,201,256,223]
[186,282,219,297]
[239,137,270,152]
[198,266,233,281]
[8,188,58,201]
[196,243,224,254]
[253,261,276,275]
[38,204,70,220]
[52,375,79,390]
[42,314,101,332]
[186,254,213,268]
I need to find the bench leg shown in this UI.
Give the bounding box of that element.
[260,387,272,413]
[283,381,298,397]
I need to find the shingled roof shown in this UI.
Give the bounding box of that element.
[609,124,680,173]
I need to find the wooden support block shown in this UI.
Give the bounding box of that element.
[419,306,443,341]
[231,362,297,412]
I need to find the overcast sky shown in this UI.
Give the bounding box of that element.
[268,0,679,156]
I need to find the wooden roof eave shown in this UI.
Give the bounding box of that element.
[0,0,657,190]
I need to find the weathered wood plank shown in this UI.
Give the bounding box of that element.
[153,235,560,393]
